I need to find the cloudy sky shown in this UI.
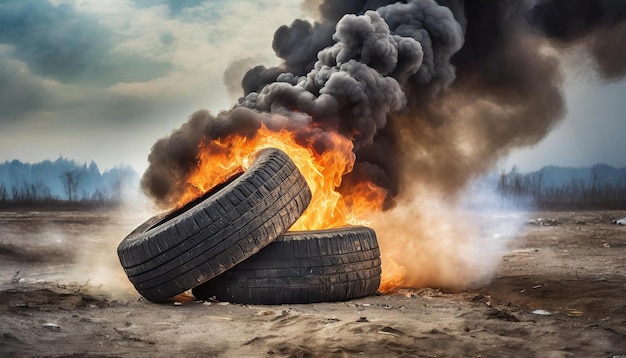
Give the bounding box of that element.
[0,0,624,174]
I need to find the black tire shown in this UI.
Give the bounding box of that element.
[117,148,312,302]
[191,226,381,304]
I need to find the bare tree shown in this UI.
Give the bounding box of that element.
[91,188,109,203]
[497,165,509,197]
[0,183,7,202]
[59,170,82,201]
[529,171,544,202]
[590,166,600,204]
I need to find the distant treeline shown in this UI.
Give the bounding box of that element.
[0,157,139,208]
[497,163,626,209]
[1,158,624,210]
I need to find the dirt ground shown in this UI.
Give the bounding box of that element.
[0,209,624,357]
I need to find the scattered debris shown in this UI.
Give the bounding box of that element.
[527,218,559,226]
[566,309,583,317]
[414,288,444,297]
[378,326,405,336]
[206,316,233,321]
[487,308,520,322]
[2,332,19,342]
[113,327,144,342]
[471,293,492,307]
[603,243,611,248]
[42,323,61,331]
[531,309,552,316]
[242,335,278,346]
[612,218,626,225]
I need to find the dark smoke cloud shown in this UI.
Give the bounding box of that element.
[142,0,626,207]
[587,22,626,78]
[529,0,626,79]
[529,0,626,40]
[273,20,337,76]
[378,0,464,101]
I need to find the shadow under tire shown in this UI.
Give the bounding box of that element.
[117,148,312,302]
[192,226,381,304]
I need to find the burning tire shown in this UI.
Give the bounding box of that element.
[191,226,381,304]
[117,148,312,302]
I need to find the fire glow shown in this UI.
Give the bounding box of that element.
[178,124,387,231]
[143,1,626,295]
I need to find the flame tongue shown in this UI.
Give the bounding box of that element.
[178,124,387,231]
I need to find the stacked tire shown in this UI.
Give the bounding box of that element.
[117,148,382,304]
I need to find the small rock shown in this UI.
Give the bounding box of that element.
[356,317,369,323]
[378,326,405,336]
[531,309,551,316]
[43,323,61,331]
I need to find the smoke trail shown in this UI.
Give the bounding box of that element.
[529,0,626,78]
[140,0,626,288]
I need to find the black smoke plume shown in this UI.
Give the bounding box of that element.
[142,0,626,208]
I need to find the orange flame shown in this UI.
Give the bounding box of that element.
[178,124,387,231]
[378,258,407,293]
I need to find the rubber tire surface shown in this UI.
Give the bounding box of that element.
[192,226,381,304]
[117,148,312,302]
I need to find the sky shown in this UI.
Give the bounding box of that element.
[0,0,624,174]
[505,75,626,172]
